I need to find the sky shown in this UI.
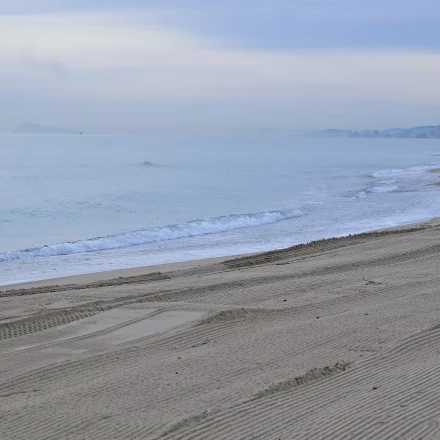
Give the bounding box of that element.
[1,0,440,134]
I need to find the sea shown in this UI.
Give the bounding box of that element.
[1,134,440,286]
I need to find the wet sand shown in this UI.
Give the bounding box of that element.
[2,218,440,439]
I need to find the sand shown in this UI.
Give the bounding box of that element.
[2,219,440,439]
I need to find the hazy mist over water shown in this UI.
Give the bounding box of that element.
[1,134,440,285]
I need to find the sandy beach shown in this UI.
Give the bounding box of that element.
[2,219,440,439]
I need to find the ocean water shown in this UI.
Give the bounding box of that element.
[1,134,440,286]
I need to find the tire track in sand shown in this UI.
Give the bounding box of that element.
[154,326,440,440]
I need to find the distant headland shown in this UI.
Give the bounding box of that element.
[13,122,81,135]
[308,126,440,139]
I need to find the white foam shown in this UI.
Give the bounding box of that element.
[371,164,440,178]
[370,169,404,178]
[0,209,305,262]
[408,165,438,171]
[370,185,399,193]
[355,181,399,198]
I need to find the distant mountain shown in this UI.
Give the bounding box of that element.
[306,129,351,138]
[14,122,79,134]
[410,125,438,133]
[382,126,437,134]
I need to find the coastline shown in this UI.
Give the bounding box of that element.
[3,162,440,289]
[0,254,234,291]
[2,216,440,438]
[2,216,436,291]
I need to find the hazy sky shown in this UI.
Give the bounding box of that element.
[1,0,440,133]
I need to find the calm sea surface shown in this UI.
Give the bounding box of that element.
[1,134,440,285]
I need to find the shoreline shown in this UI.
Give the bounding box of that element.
[3,216,436,291]
[0,212,440,440]
[2,213,440,438]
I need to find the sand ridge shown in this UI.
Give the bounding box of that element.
[1,219,440,439]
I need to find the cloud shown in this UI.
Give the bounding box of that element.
[0,11,440,106]
[20,45,68,80]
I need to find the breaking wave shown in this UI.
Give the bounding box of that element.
[354,184,399,199]
[370,164,439,178]
[0,209,305,262]
[359,164,440,198]
[369,168,404,178]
